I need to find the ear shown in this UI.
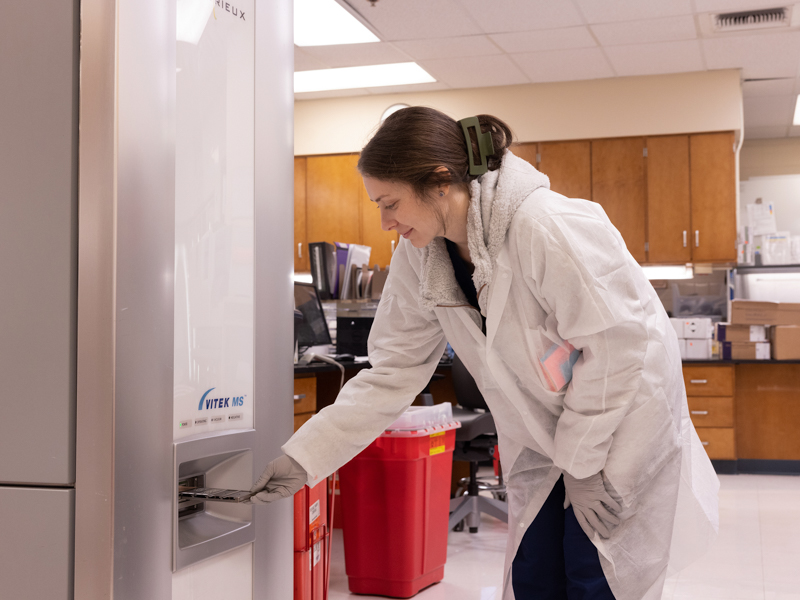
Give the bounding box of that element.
[433,166,450,197]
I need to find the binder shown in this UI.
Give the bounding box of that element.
[333,242,350,299]
[309,242,336,300]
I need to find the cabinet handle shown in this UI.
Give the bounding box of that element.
[695,230,699,247]
[683,230,687,248]
[701,441,709,446]
[293,394,306,403]
[691,410,709,415]
[298,243,302,258]
[690,379,708,384]
[391,240,396,253]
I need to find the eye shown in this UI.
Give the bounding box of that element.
[382,202,397,210]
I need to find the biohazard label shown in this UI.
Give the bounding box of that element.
[430,431,446,455]
[313,542,321,567]
[309,499,320,526]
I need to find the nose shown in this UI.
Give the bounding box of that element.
[380,208,396,232]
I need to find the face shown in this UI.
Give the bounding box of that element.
[362,176,447,248]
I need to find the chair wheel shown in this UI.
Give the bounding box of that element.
[453,520,465,532]
[469,527,478,534]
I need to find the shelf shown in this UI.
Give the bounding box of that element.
[734,264,800,275]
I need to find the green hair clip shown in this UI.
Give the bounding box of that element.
[458,116,495,176]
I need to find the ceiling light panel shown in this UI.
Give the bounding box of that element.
[294,62,435,93]
[295,0,379,46]
[490,27,596,54]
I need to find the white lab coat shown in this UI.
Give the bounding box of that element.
[283,152,719,600]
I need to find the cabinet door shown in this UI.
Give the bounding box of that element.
[539,140,592,200]
[591,138,646,262]
[294,157,309,272]
[306,154,362,246]
[358,184,398,269]
[512,142,539,168]
[646,135,691,264]
[690,132,737,263]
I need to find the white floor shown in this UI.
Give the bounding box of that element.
[327,474,800,600]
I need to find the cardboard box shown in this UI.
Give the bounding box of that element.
[715,323,767,343]
[730,300,800,326]
[721,341,770,360]
[685,339,712,360]
[770,325,800,360]
[682,317,714,339]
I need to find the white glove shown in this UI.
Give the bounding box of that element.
[563,471,622,539]
[249,455,307,505]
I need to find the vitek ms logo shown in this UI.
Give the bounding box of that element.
[198,388,246,410]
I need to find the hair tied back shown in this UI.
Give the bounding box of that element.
[458,116,495,176]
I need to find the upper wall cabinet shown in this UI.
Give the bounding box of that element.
[591,137,647,263]
[646,135,692,264]
[295,154,398,271]
[689,132,737,263]
[514,141,591,200]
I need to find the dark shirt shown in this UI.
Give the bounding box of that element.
[445,240,486,334]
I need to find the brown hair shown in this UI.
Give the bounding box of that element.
[357,106,513,200]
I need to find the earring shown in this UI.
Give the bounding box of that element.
[439,191,444,197]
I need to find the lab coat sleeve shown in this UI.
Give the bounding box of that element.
[517,207,649,479]
[282,239,448,487]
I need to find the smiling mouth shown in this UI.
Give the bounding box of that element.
[401,228,414,239]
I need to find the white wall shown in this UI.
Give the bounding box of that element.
[295,69,743,156]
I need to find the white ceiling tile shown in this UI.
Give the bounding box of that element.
[348,0,481,41]
[295,47,328,71]
[299,42,412,68]
[294,88,371,101]
[574,0,693,24]
[605,40,704,77]
[746,125,790,139]
[511,47,615,83]
[744,95,795,127]
[490,27,596,54]
[418,54,529,89]
[365,81,451,95]
[703,32,800,79]
[742,78,796,97]
[458,0,585,34]
[695,0,796,13]
[590,15,697,46]
[393,36,501,60]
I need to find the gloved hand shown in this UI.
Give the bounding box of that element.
[249,455,307,505]
[563,471,622,539]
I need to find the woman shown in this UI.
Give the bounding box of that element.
[251,107,719,600]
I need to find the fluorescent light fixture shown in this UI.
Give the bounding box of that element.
[293,273,314,284]
[176,0,214,45]
[295,0,379,46]
[295,63,435,93]
[794,94,800,125]
[641,265,694,280]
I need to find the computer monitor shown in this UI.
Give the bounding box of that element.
[294,282,332,350]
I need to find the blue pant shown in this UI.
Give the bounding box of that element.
[512,476,616,600]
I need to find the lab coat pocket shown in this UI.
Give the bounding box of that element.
[524,328,581,394]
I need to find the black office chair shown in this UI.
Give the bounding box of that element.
[448,354,509,533]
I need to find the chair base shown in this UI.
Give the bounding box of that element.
[448,493,508,532]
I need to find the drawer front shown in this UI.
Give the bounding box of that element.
[294,377,317,415]
[683,365,734,397]
[687,397,734,428]
[695,427,736,460]
[294,412,313,433]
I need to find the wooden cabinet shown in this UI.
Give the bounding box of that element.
[294,376,317,432]
[690,132,737,263]
[735,363,800,460]
[646,135,692,264]
[297,154,398,272]
[592,138,647,262]
[294,157,309,272]
[683,364,736,460]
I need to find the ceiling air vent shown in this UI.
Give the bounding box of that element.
[714,7,789,31]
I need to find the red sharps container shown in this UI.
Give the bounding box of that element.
[338,404,459,598]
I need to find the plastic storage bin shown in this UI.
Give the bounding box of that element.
[294,481,328,600]
[338,407,459,598]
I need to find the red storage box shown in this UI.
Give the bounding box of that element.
[294,481,328,600]
[338,422,458,598]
